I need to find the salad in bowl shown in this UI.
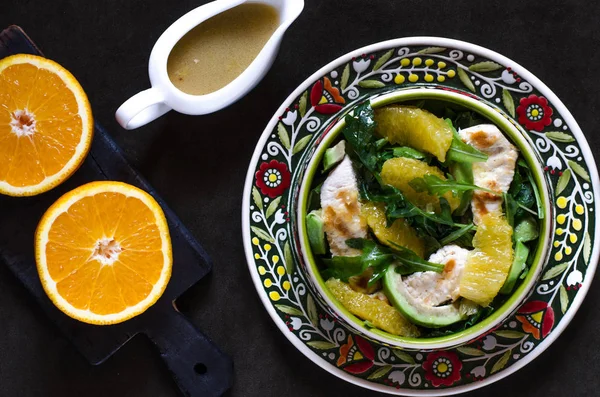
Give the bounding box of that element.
[300,91,549,345]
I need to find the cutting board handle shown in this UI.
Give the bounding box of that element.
[146,308,233,397]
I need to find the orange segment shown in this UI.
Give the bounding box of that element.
[89,266,127,315]
[5,137,46,187]
[118,249,165,284]
[459,212,514,307]
[113,263,154,306]
[45,242,91,282]
[93,192,128,236]
[381,157,461,212]
[0,133,19,181]
[0,54,93,197]
[56,260,101,311]
[35,181,172,325]
[48,211,98,248]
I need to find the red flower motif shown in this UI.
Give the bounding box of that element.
[516,94,553,131]
[310,77,346,114]
[336,335,374,374]
[422,351,462,387]
[255,160,291,198]
[516,300,555,340]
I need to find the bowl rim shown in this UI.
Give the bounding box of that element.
[242,36,600,396]
[296,88,552,349]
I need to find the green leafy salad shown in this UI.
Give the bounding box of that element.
[305,101,543,337]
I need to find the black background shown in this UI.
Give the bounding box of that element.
[1,0,599,396]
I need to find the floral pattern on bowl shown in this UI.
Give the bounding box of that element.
[243,38,598,395]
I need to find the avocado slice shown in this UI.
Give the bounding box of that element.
[323,141,346,172]
[514,215,539,243]
[306,209,327,255]
[500,241,529,295]
[383,266,467,328]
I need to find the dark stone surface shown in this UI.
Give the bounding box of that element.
[0,0,599,396]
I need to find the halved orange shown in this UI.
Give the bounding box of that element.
[35,181,172,325]
[0,54,93,197]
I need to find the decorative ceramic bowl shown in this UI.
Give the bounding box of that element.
[297,88,552,350]
[243,37,599,395]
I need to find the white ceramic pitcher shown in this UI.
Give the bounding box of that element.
[116,0,304,130]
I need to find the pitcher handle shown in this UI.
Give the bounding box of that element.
[115,88,171,130]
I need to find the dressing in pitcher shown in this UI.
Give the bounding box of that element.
[167,3,279,95]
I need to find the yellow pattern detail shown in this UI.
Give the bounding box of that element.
[425,59,434,66]
[412,57,422,66]
[438,61,447,69]
[531,312,543,324]
[264,278,272,288]
[573,219,582,231]
[283,281,291,291]
[576,205,584,215]
[258,266,266,275]
[447,69,456,78]
[424,74,434,82]
[570,234,578,243]
[277,266,285,276]
[555,252,563,261]
[557,197,568,209]
[269,291,281,301]
[394,74,405,84]
[557,214,566,225]
[408,74,419,83]
[400,58,410,67]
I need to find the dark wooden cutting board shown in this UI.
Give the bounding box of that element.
[0,25,233,397]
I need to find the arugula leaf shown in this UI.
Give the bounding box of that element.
[444,119,488,163]
[322,238,444,283]
[525,168,545,219]
[503,193,519,228]
[509,162,544,220]
[512,181,535,209]
[386,241,445,273]
[342,102,381,174]
[375,138,389,150]
[409,174,499,198]
[390,146,430,161]
[449,161,473,216]
[439,223,476,246]
[321,256,365,282]
[362,183,468,228]
[346,239,395,268]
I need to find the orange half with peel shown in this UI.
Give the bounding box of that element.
[0,54,93,196]
[35,181,173,325]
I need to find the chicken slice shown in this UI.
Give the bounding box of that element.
[320,156,368,256]
[458,124,518,224]
[403,245,470,307]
